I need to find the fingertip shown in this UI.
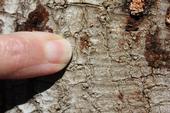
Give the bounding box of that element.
[0,32,73,79]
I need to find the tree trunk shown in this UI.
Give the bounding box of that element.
[0,0,170,113]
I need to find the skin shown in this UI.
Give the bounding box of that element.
[0,32,72,79]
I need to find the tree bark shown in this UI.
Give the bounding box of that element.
[0,0,170,113]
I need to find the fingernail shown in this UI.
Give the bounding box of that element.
[45,38,72,64]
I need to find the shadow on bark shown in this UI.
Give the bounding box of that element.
[0,65,69,112]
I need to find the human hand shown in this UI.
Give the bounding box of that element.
[0,32,72,79]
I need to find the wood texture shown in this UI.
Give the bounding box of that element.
[0,0,170,113]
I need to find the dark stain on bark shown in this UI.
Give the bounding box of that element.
[144,27,170,68]
[165,6,170,27]
[15,4,53,32]
[125,16,144,31]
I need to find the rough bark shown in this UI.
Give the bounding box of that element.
[0,0,170,113]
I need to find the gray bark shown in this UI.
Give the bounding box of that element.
[0,0,170,113]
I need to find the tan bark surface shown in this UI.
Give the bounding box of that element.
[0,0,170,113]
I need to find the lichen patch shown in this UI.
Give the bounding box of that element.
[130,0,145,16]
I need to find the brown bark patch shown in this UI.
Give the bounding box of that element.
[144,27,170,68]
[15,4,53,32]
[79,33,91,51]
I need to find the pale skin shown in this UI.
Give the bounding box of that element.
[0,32,72,79]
